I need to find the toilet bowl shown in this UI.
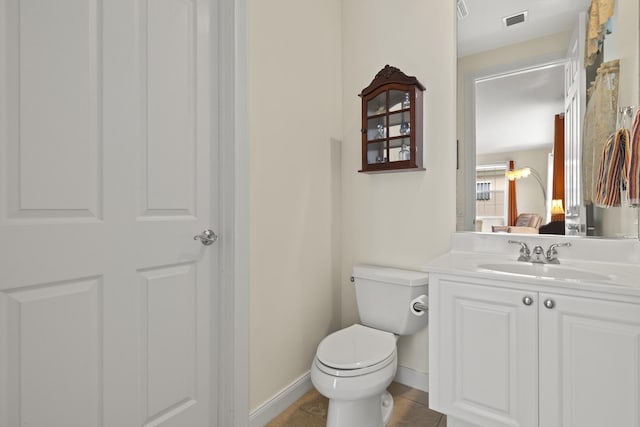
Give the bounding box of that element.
[310,265,429,427]
[310,324,398,427]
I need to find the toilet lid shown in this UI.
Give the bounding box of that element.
[316,324,395,370]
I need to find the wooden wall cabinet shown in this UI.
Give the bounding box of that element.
[359,65,425,173]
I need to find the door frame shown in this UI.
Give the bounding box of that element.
[462,53,568,232]
[214,0,249,425]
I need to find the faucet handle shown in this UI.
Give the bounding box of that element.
[508,240,530,261]
[508,240,529,250]
[546,242,571,263]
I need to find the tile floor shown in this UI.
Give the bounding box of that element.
[266,382,446,427]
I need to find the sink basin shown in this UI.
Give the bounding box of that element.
[478,263,611,281]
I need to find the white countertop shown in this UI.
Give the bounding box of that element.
[423,232,640,298]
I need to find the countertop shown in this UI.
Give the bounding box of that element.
[422,232,640,299]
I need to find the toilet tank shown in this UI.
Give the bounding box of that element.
[352,264,429,335]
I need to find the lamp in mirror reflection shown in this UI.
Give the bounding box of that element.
[505,166,548,221]
[505,167,547,203]
[551,199,565,222]
[505,167,530,181]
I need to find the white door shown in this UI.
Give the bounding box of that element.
[432,279,538,427]
[539,294,640,427]
[564,12,587,235]
[0,0,217,426]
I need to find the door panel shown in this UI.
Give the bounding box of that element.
[436,279,538,427]
[4,278,102,427]
[141,264,198,422]
[145,0,197,216]
[13,0,101,218]
[0,0,215,426]
[540,294,640,427]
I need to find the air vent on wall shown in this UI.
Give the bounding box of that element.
[503,11,528,27]
[457,0,469,20]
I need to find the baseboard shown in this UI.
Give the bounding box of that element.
[248,366,427,427]
[394,365,429,393]
[249,371,313,427]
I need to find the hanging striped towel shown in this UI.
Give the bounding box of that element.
[627,109,640,206]
[594,128,630,207]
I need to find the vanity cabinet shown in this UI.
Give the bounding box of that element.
[358,65,425,173]
[429,275,640,427]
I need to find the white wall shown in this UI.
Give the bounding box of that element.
[457,31,571,230]
[248,0,343,410]
[604,0,639,109]
[248,0,456,412]
[341,0,457,374]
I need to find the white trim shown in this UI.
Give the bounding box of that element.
[209,0,222,425]
[448,416,480,427]
[233,0,250,422]
[215,0,250,425]
[245,366,429,427]
[394,365,429,393]
[249,373,314,427]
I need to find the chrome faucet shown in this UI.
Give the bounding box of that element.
[509,240,572,264]
[508,240,531,262]
[530,245,546,263]
[545,242,571,264]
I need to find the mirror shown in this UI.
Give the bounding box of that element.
[457,0,640,238]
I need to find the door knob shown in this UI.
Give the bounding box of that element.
[522,296,534,306]
[194,229,218,245]
[543,299,555,309]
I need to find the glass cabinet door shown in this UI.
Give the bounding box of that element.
[365,89,412,165]
[388,90,410,112]
[366,91,387,116]
[359,65,424,173]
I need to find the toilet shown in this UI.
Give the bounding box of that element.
[310,264,429,427]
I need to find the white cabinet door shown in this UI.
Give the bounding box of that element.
[539,294,640,427]
[434,279,538,427]
[0,1,216,426]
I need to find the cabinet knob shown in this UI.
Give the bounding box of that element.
[522,296,534,306]
[543,299,555,309]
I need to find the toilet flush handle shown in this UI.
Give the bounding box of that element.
[411,295,428,315]
[412,301,428,313]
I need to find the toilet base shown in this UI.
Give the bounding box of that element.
[326,391,394,427]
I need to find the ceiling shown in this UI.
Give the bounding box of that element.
[459,0,592,155]
[475,65,566,155]
[458,0,591,57]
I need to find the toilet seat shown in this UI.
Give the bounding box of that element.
[315,324,396,377]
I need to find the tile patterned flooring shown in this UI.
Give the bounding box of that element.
[266,382,446,427]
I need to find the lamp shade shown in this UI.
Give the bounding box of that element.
[505,167,531,181]
[551,199,565,215]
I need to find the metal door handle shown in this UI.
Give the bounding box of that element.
[194,229,218,245]
[543,299,555,309]
[522,296,533,306]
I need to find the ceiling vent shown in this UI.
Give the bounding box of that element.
[457,0,469,20]
[503,11,528,27]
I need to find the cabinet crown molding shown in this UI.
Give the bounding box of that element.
[359,64,425,97]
